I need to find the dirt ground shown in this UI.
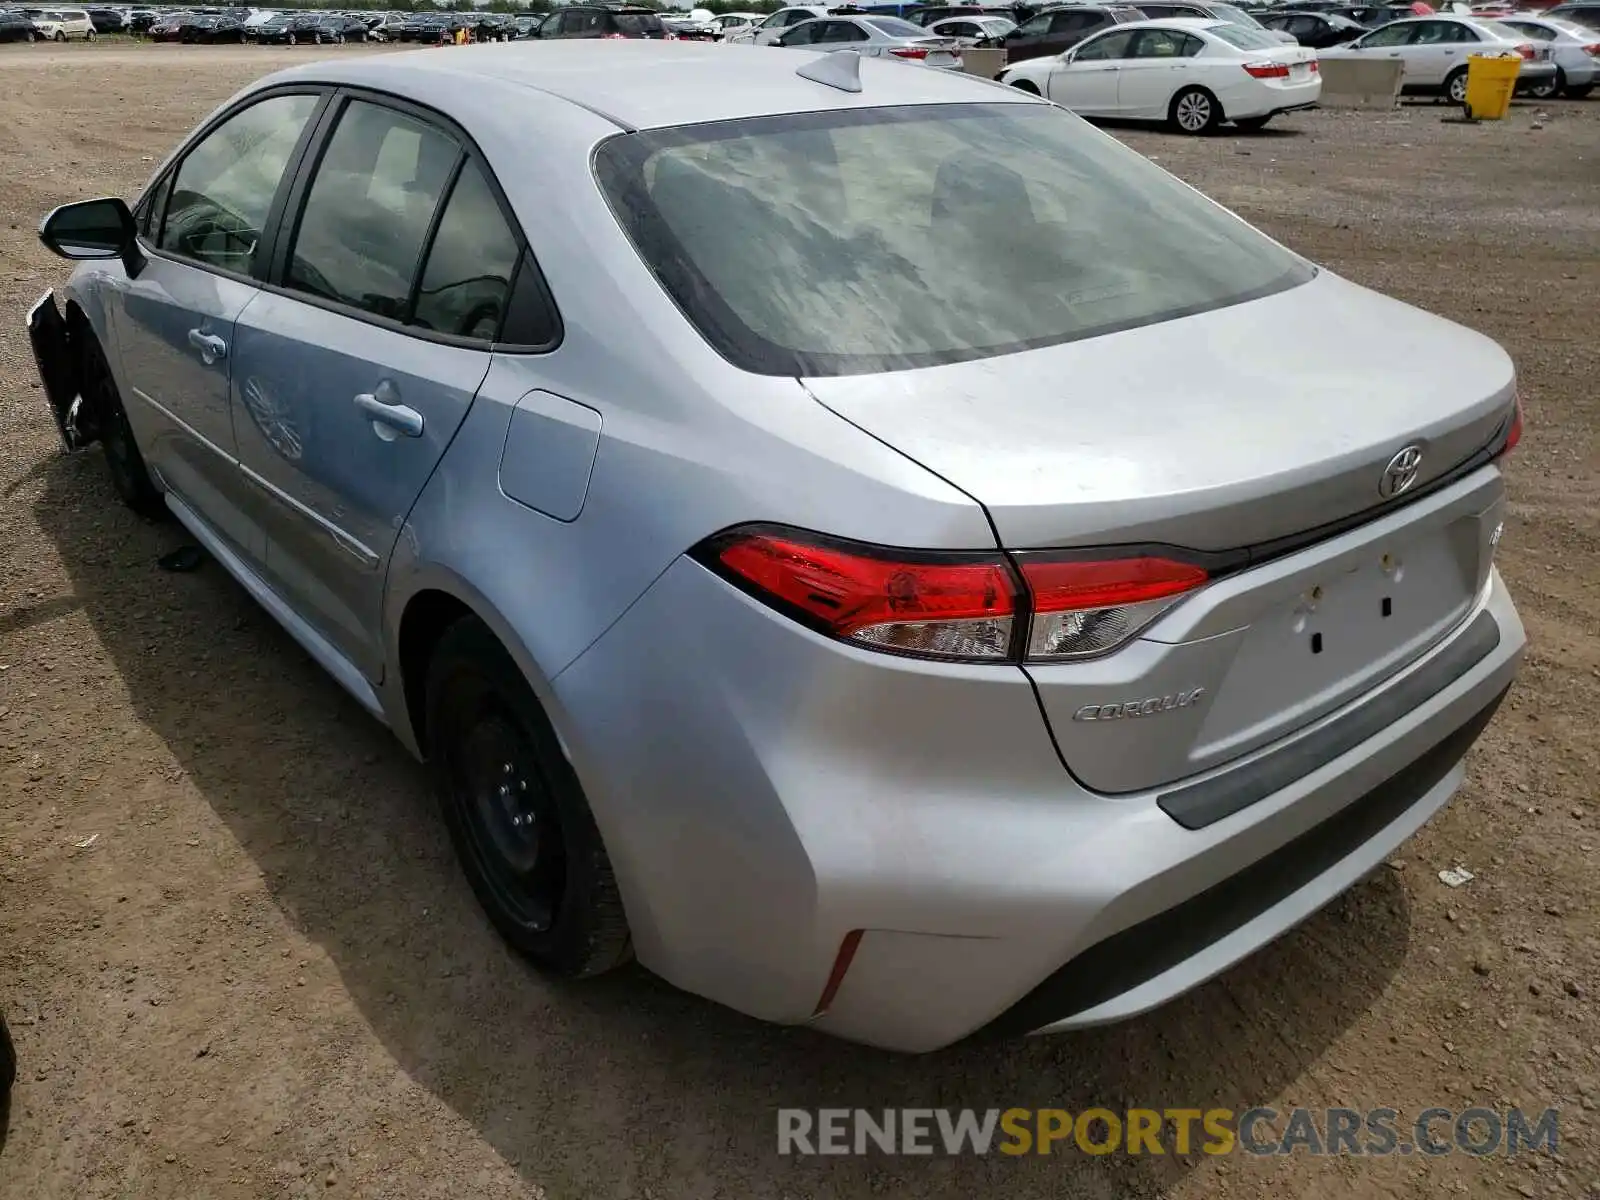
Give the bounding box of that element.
[0,40,1597,1200]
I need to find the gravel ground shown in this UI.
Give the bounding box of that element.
[0,43,1597,1200]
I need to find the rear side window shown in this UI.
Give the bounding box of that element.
[595,104,1311,377]
[159,92,319,274]
[411,160,521,341]
[286,100,459,321]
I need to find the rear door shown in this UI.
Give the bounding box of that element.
[229,94,524,680]
[1117,26,1204,117]
[1397,19,1465,84]
[1046,8,1109,54]
[114,88,326,561]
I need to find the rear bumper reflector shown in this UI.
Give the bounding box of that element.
[972,685,1508,1040]
[813,929,864,1017]
[1157,609,1500,831]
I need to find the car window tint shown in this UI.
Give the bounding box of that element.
[286,100,458,322]
[158,92,318,275]
[1074,27,1135,56]
[613,13,660,33]
[1015,12,1050,33]
[1052,10,1095,31]
[1209,22,1280,47]
[411,159,520,341]
[783,19,818,42]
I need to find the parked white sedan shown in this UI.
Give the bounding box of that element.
[999,19,1320,133]
[1320,16,1557,104]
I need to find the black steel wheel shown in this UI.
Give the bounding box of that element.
[426,618,630,977]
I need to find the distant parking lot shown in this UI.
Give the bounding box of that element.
[0,41,1596,1200]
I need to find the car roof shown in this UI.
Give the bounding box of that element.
[265,40,1031,132]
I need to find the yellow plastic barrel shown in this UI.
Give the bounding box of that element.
[1463,54,1522,120]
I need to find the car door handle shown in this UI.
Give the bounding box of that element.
[354,389,423,439]
[187,328,227,363]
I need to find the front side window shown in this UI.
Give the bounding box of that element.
[1074,27,1135,57]
[1356,21,1416,46]
[595,103,1312,377]
[411,160,521,341]
[159,92,319,274]
[1130,27,1201,55]
[285,100,459,321]
[781,19,819,43]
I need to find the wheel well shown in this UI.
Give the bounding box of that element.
[397,589,475,756]
[1010,78,1039,94]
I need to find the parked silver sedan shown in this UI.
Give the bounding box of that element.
[1322,15,1557,102]
[1496,14,1599,98]
[28,41,1524,1052]
[772,13,966,64]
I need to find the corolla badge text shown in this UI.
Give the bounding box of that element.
[1073,688,1206,722]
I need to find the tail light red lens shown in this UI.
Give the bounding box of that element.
[1494,396,1523,460]
[1243,61,1290,78]
[709,530,1019,660]
[697,527,1212,664]
[1309,59,1319,72]
[889,45,931,57]
[1584,42,1600,55]
[1516,42,1535,59]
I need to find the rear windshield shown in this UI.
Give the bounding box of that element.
[1208,2,1265,26]
[613,12,663,31]
[1479,18,1531,38]
[866,15,928,34]
[1210,22,1281,47]
[594,104,1311,377]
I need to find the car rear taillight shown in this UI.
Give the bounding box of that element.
[1309,59,1319,72]
[1584,41,1600,55]
[889,45,931,57]
[1516,41,1535,58]
[696,526,1212,664]
[1243,61,1290,77]
[1494,396,1523,460]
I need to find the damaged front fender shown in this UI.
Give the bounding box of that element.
[27,290,96,452]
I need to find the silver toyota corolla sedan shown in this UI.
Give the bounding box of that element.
[27,42,1524,1052]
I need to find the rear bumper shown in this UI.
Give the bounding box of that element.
[553,558,1522,1052]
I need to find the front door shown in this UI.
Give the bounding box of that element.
[1050,28,1136,113]
[114,89,324,559]
[230,96,520,680]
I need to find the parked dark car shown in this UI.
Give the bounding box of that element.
[999,2,1144,60]
[86,6,127,32]
[125,6,159,30]
[182,13,246,41]
[255,12,335,42]
[0,7,39,39]
[1541,1,1600,25]
[904,3,1018,25]
[394,12,450,40]
[1321,4,1422,26]
[513,11,552,36]
[1257,8,1367,43]
[324,12,374,40]
[146,11,196,40]
[540,4,670,38]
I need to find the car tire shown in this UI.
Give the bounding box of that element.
[53,29,66,41]
[1009,78,1039,94]
[1169,86,1221,135]
[24,29,35,41]
[1526,66,1563,100]
[84,27,94,40]
[1565,83,1594,99]
[0,1010,15,1103]
[1444,67,1469,106]
[1234,114,1272,131]
[425,617,632,979]
[82,331,165,519]
[286,32,295,44]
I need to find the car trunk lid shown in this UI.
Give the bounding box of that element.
[803,271,1516,792]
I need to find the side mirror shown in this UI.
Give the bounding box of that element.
[1059,48,1076,62]
[39,197,145,277]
